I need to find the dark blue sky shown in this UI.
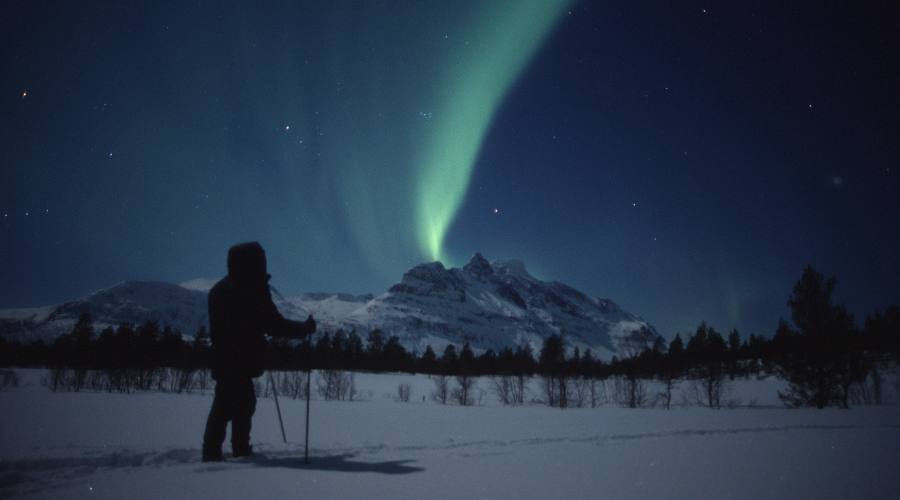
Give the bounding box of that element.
[2,1,898,337]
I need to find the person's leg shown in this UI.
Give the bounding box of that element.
[231,378,257,457]
[202,379,231,461]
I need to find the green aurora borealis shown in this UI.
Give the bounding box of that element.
[312,1,572,270]
[226,1,572,276]
[415,1,571,263]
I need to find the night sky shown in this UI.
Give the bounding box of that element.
[2,1,898,337]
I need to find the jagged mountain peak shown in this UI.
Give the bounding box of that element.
[389,261,465,297]
[362,254,657,357]
[463,253,493,277]
[401,261,447,280]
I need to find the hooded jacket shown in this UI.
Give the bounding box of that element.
[208,242,314,380]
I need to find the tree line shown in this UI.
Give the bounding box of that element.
[1,266,897,407]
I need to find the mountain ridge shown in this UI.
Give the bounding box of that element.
[0,254,657,359]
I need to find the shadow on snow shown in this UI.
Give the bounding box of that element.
[242,453,425,475]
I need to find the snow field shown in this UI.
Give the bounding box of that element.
[1,369,899,499]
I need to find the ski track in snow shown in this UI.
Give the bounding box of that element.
[3,423,897,497]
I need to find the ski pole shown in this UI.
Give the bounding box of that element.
[268,371,287,444]
[304,337,312,464]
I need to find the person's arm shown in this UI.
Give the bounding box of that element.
[262,287,316,339]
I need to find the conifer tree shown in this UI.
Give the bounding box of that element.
[777,266,860,408]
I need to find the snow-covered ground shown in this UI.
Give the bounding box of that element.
[1,370,899,499]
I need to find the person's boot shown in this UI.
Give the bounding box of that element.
[232,444,254,459]
[202,446,224,462]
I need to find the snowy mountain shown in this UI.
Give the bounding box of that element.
[0,281,209,341]
[0,254,656,358]
[278,254,657,358]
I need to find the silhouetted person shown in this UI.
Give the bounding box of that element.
[202,242,316,462]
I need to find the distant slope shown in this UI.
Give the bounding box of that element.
[0,281,208,341]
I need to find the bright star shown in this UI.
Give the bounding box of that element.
[21,90,28,98]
